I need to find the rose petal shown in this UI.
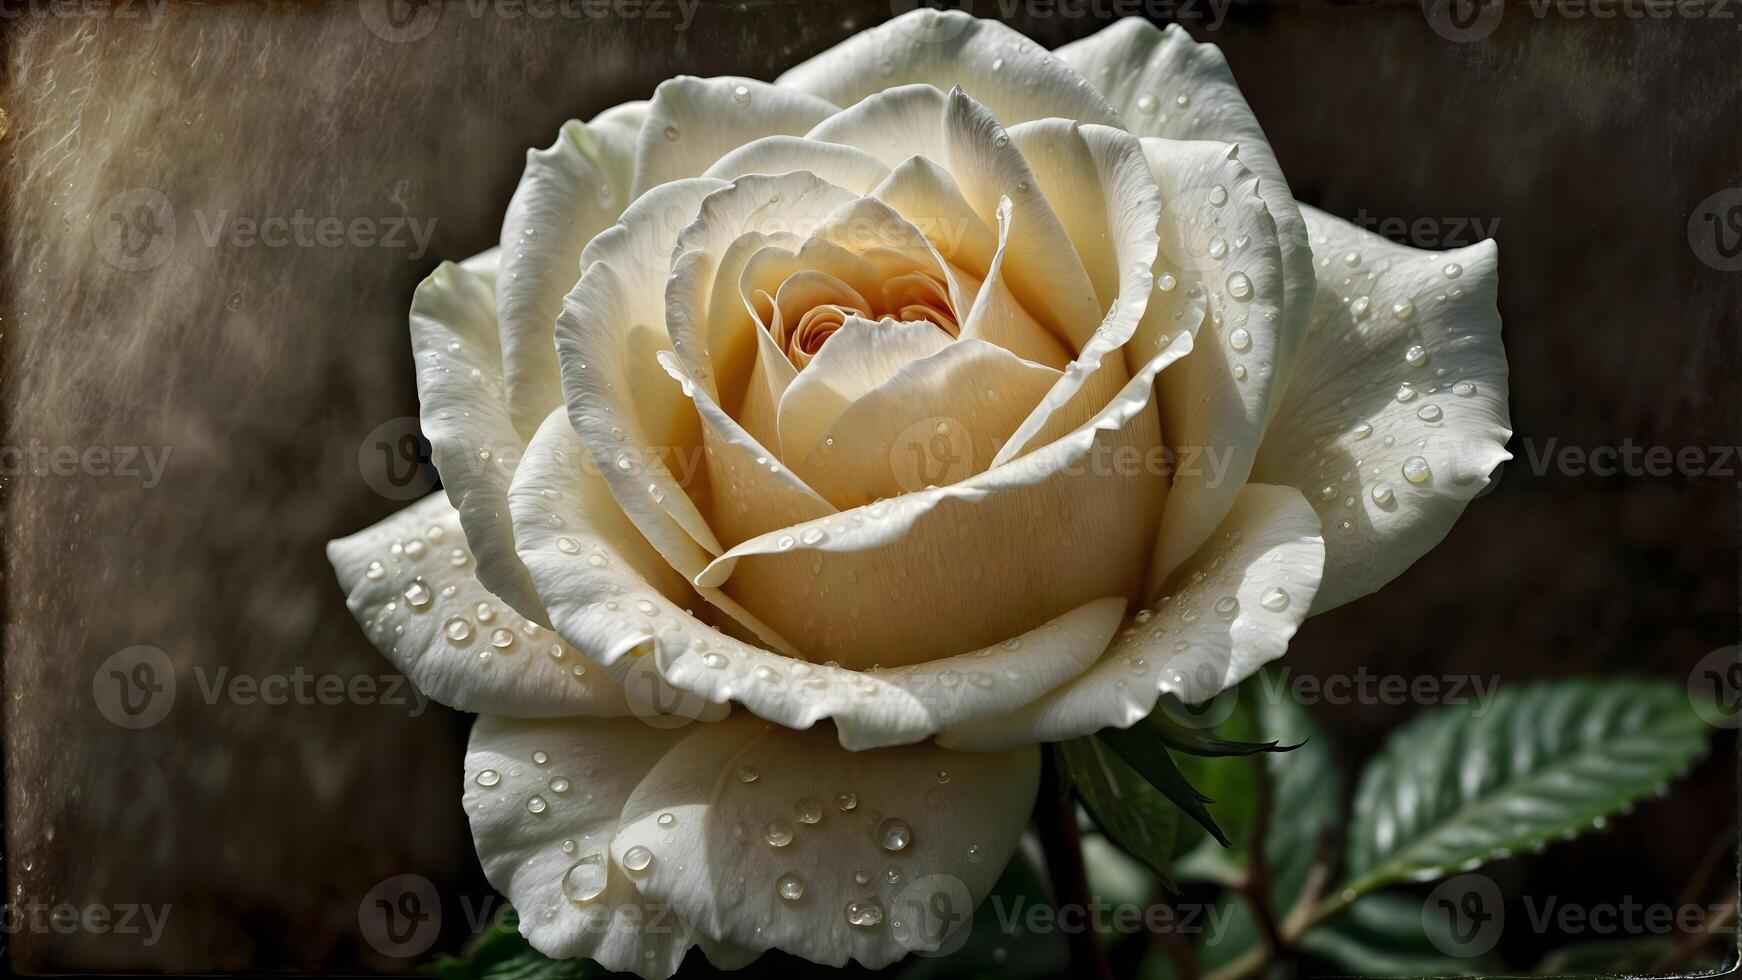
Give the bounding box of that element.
[327,493,637,716]
[631,77,838,199]
[1250,204,1510,612]
[559,178,733,582]
[512,408,803,671]
[778,9,1117,131]
[1057,18,1316,409]
[704,135,891,195]
[611,713,1039,969]
[1139,138,1289,593]
[696,334,1193,669]
[411,259,547,621]
[497,104,644,441]
[657,597,1125,751]
[464,715,755,979]
[989,121,1161,464]
[775,316,954,470]
[790,338,1063,508]
[939,483,1323,750]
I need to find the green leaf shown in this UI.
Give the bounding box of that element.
[1151,694,1299,758]
[1299,893,1491,976]
[1342,679,1711,896]
[420,914,605,980]
[1096,724,1231,846]
[1532,937,1685,975]
[1056,738,1184,889]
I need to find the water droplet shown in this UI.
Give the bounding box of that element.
[365,561,385,581]
[532,750,549,765]
[562,854,607,903]
[846,899,885,927]
[732,84,751,106]
[1417,404,1443,423]
[550,777,571,793]
[476,602,496,624]
[854,867,871,885]
[402,581,431,609]
[764,820,794,847]
[1175,93,1190,107]
[1392,299,1416,321]
[1402,456,1432,483]
[526,795,548,814]
[1404,344,1428,367]
[1136,93,1158,115]
[835,792,859,812]
[793,797,823,824]
[662,125,679,141]
[1443,262,1463,279]
[623,845,654,872]
[476,769,500,787]
[1155,272,1177,292]
[445,618,472,642]
[1228,327,1251,351]
[557,537,580,554]
[1453,380,1477,397]
[1213,595,1239,620]
[993,132,1010,148]
[738,766,760,784]
[1370,483,1395,506]
[777,873,805,901]
[1207,236,1229,260]
[1350,295,1371,319]
[490,628,515,650]
[449,548,468,567]
[1208,184,1228,206]
[1260,587,1290,612]
[701,652,727,669]
[1351,421,1373,440]
[967,844,983,863]
[1395,384,1419,403]
[876,817,912,852]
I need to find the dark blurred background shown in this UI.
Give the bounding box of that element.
[1,0,1736,974]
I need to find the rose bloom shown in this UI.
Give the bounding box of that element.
[329,11,1509,976]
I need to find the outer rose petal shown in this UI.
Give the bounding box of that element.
[940,483,1324,751]
[652,597,1126,751]
[464,716,756,979]
[497,103,644,441]
[778,9,1119,132]
[631,77,838,198]
[611,714,1039,970]
[1056,18,1316,413]
[1251,204,1511,612]
[1138,138,1289,593]
[412,259,548,621]
[327,493,638,717]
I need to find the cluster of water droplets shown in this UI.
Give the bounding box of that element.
[1300,241,1480,534]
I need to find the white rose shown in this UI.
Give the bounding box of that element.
[329,11,1510,976]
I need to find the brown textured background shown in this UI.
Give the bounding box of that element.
[1,0,1736,974]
